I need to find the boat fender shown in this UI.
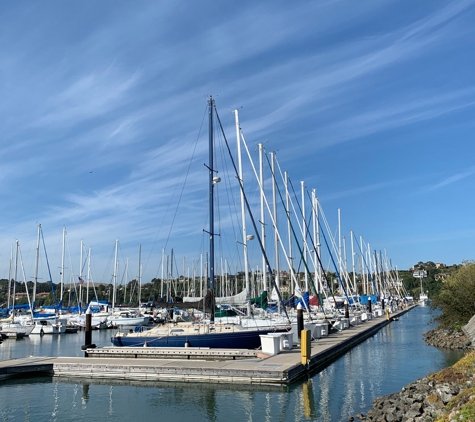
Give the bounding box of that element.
[40,328,44,336]
[184,342,190,348]
[143,342,148,347]
[81,343,96,350]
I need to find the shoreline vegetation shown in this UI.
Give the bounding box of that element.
[352,261,475,422]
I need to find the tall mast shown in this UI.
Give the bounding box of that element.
[234,109,251,317]
[7,244,13,310]
[258,143,267,293]
[285,172,293,295]
[270,151,280,314]
[124,257,129,304]
[87,247,91,306]
[161,248,165,300]
[301,181,308,292]
[79,240,83,310]
[60,227,66,308]
[112,239,118,309]
[13,240,19,313]
[208,96,216,322]
[33,223,41,306]
[138,244,142,306]
[350,230,356,293]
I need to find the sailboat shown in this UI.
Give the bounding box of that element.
[112,97,290,349]
[418,279,430,306]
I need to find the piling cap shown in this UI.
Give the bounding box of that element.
[297,303,302,310]
[86,307,92,315]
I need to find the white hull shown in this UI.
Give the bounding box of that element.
[107,316,149,327]
[30,320,66,335]
[68,314,107,329]
[419,293,430,307]
[0,322,35,336]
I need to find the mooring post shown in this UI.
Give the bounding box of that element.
[297,303,304,341]
[344,301,349,319]
[300,329,311,366]
[368,299,372,314]
[82,307,93,357]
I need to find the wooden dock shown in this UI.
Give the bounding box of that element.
[0,306,414,385]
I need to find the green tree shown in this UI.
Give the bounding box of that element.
[432,261,475,330]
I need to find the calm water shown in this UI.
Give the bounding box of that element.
[0,307,465,421]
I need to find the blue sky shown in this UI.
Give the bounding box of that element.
[1,1,474,289]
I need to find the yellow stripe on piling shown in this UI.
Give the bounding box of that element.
[301,329,311,365]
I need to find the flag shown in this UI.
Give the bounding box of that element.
[78,277,84,285]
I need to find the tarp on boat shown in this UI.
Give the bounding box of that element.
[295,292,309,308]
[359,295,378,305]
[250,290,267,310]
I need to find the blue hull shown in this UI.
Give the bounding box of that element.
[111,328,289,349]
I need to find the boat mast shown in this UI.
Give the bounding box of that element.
[208,96,216,323]
[160,248,165,300]
[60,227,66,309]
[112,239,118,310]
[87,247,91,306]
[270,151,281,314]
[234,109,251,317]
[285,172,294,296]
[258,143,267,294]
[124,257,128,304]
[138,244,142,306]
[12,240,19,316]
[7,244,12,310]
[79,240,83,311]
[33,223,41,306]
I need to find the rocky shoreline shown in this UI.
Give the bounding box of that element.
[423,327,473,350]
[350,328,474,422]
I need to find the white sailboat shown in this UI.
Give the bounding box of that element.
[419,282,430,306]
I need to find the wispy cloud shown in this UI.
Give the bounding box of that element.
[425,167,475,192]
[35,69,141,128]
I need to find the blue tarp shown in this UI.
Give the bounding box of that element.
[359,295,378,305]
[8,303,32,310]
[295,292,309,308]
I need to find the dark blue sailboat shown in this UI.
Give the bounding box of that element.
[111,97,290,349]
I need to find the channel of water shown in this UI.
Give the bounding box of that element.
[0,306,464,421]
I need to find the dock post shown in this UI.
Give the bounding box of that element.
[81,308,94,357]
[386,308,390,320]
[301,329,311,366]
[368,299,372,313]
[297,303,303,341]
[344,301,349,319]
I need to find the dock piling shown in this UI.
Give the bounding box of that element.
[81,308,96,356]
[297,303,303,341]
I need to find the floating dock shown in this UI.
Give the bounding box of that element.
[0,306,414,385]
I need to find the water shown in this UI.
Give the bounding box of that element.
[0,307,465,421]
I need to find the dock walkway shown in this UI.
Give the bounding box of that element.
[0,306,413,385]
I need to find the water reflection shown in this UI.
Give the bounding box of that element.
[301,381,316,420]
[82,383,90,404]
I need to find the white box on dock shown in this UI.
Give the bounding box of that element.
[260,334,281,355]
